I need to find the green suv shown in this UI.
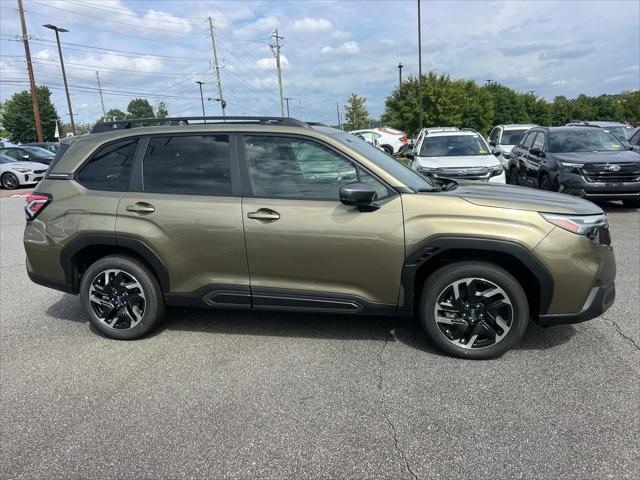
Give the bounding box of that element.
[24,117,616,359]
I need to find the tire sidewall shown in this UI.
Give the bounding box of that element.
[80,255,164,340]
[420,262,529,359]
[2,173,19,190]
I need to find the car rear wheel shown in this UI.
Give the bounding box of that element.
[1,172,20,190]
[80,255,165,340]
[508,167,518,185]
[419,262,529,359]
[538,173,552,191]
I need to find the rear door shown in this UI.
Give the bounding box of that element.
[116,133,250,306]
[239,134,405,313]
[525,131,546,184]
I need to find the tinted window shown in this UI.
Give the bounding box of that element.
[522,132,536,148]
[78,139,138,191]
[532,132,545,150]
[488,128,500,143]
[501,129,528,145]
[142,135,231,196]
[244,135,390,200]
[0,153,15,164]
[548,130,626,153]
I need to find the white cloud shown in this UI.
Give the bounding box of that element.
[321,41,360,55]
[234,16,280,37]
[552,80,569,86]
[256,55,289,70]
[292,17,332,32]
[604,74,630,84]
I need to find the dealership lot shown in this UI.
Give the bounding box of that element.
[1,195,638,479]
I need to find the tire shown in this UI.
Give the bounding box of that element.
[419,262,529,360]
[538,173,552,191]
[508,167,518,185]
[622,199,640,209]
[1,172,20,190]
[80,255,165,340]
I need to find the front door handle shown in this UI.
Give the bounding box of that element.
[126,202,155,214]
[247,209,280,222]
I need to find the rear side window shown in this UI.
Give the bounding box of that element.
[77,139,138,191]
[142,135,231,196]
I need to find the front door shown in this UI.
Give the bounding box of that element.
[239,134,405,314]
[116,134,250,307]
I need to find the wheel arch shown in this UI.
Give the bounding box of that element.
[398,237,553,319]
[60,235,170,294]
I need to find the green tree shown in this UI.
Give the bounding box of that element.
[344,93,369,130]
[155,101,168,118]
[0,86,59,143]
[127,98,154,119]
[482,83,529,125]
[101,108,127,122]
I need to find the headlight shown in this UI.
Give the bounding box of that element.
[540,213,607,236]
[12,167,31,173]
[561,162,584,170]
[489,165,504,177]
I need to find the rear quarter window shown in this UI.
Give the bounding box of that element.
[77,138,139,191]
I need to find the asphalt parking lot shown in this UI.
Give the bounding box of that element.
[1,194,638,480]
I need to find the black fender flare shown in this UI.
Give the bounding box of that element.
[398,236,553,317]
[60,234,170,292]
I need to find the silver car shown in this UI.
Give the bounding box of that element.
[0,153,48,190]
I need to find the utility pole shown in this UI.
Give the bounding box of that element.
[417,0,423,130]
[95,71,106,118]
[398,62,403,87]
[208,17,226,117]
[284,97,292,117]
[17,0,43,142]
[270,29,285,117]
[196,81,206,118]
[336,101,341,129]
[43,24,75,135]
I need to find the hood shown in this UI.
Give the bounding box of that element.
[550,150,640,164]
[415,154,500,169]
[500,144,514,154]
[443,182,602,215]
[7,161,49,170]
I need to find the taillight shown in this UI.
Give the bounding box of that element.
[25,193,52,220]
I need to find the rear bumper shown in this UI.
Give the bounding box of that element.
[537,283,615,326]
[26,258,75,294]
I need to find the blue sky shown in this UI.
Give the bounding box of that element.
[1,0,639,125]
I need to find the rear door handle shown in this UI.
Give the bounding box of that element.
[247,209,280,222]
[126,202,155,214]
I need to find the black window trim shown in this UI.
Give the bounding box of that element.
[237,132,399,202]
[128,132,241,197]
[74,136,143,192]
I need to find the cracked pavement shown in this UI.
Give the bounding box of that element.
[1,196,639,480]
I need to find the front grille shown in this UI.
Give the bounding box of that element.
[580,163,640,183]
[433,167,491,181]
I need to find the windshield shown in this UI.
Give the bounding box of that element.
[606,126,633,140]
[548,130,626,153]
[24,146,55,156]
[500,129,528,145]
[0,153,15,163]
[332,132,433,191]
[420,134,491,157]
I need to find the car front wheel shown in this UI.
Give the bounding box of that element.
[419,262,529,359]
[1,172,20,190]
[80,255,165,340]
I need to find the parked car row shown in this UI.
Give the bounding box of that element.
[0,153,49,190]
[349,127,408,154]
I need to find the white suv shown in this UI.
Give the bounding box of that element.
[487,124,537,168]
[410,128,506,183]
[350,127,407,154]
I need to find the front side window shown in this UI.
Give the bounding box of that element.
[419,134,491,157]
[142,135,231,196]
[532,132,545,150]
[548,130,626,153]
[77,139,139,191]
[244,136,390,200]
[522,132,537,149]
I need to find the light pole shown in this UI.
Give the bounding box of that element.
[195,81,206,118]
[398,62,403,87]
[43,24,75,136]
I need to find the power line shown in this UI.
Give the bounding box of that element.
[61,0,208,25]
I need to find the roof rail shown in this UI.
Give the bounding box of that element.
[90,116,310,134]
[461,128,482,135]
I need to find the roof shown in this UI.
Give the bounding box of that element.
[423,130,482,138]
[499,124,538,129]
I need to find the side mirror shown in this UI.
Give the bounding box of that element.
[489,141,496,147]
[493,150,500,157]
[405,151,414,160]
[21,154,30,160]
[529,147,544,157]
[339,182,379,211]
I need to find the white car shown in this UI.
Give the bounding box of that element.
[410,129,506,183]
[350,127,407,154]
[0,153,48,189]
[487,124,538,168]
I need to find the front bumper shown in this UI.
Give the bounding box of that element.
[537,283,615,326]
[558,170,640,200]
[15,171,44,186]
